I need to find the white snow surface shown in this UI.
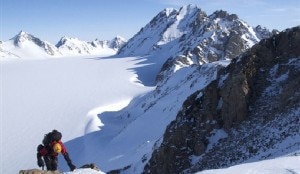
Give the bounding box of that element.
[1,56,154,174]
[64,168,105,174]
[197,155,300,174]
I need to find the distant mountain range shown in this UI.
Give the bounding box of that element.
[0,31,126,60]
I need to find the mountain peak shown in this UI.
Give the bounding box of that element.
[180,4,198,11]
[11,30,33,45]
[112,35,126,41]
[110,36,127,50]
[211,10,238,21]
[18,30,28,36]
[55,36,81,48]
[163,8,177,17]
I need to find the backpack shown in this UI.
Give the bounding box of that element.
[52,130,62,141]
[42,130,62,146]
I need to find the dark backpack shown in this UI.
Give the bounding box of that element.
[52,130,62,141]
[42,130,62,146]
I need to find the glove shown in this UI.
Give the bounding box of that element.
[37,158,44,167]
[68,163,76,171]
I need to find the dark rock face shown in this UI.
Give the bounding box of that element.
[144,27,300,173]
[143,81,222,174]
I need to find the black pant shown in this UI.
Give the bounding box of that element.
[43,155,58,171]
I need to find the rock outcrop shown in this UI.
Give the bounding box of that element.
[19,169,60,174]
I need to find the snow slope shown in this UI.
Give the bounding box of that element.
[1,56,154,174]
[64,60,229,173]
[63,154,300,174]
[197,155,300,174]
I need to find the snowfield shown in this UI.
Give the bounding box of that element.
[1,56,154,174]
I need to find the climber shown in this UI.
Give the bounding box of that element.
[36,130,76,171]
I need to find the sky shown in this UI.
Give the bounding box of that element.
[1,0,300,44]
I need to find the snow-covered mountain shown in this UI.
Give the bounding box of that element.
[0,31,61,60]
[12,31,60,55]
[56,36,126,56]
[118,5,272,57]
[2,4,299,174]
[117,5,276,84]
[0,31,126,60]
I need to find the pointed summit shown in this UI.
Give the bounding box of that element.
[210,10,238,21]
[8,30,60,56]
[55,36,78,48]
[11,30,33,45]
[109,36,127,50]
[18,30,27,36]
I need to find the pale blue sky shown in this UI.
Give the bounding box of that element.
[1,0,299,43]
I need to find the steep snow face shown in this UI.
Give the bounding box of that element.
[117,7,179,56]
[158,5,200,45]
[117,5,200,56]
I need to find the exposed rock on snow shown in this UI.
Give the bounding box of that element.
[19,169,61,174]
